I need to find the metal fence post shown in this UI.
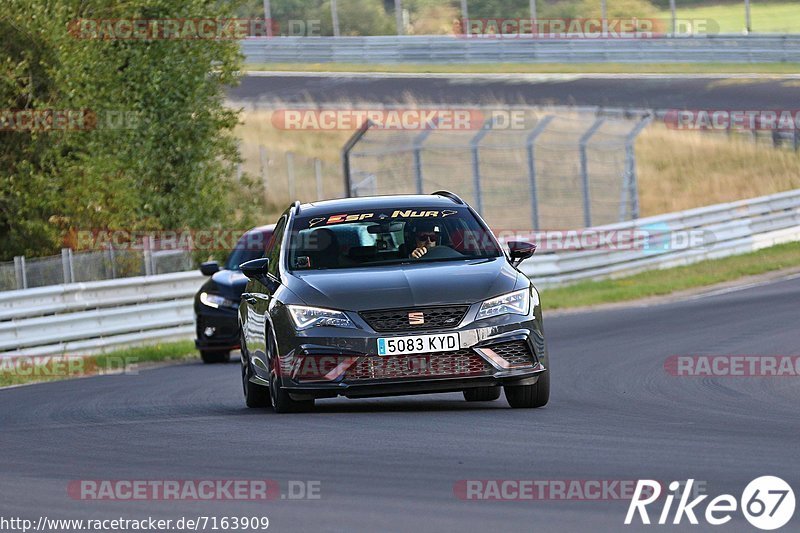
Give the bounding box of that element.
[143,236,153,276]
[341,120,374,197]
[621,115,652,221]
[745,0,752,34]
[263,0,273,38]
[314,158,324,200]
[61,248,75,284]
[61,248,70,284]
[669,0,676,35]
[579,117,605,228]
[108,245,117,279]
[412,122,438,194]
[260,145,269,192]
[395,0,404,35]
[525,115,554,230]
[286,152,296,201]
[331,0,340,37]
[14,255,27,290]
[601,0,608,37]
[469,119,495,215]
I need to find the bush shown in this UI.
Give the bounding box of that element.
[0,0,246,261]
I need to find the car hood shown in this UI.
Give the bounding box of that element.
[289,258,521,311]
[205,269,249,300]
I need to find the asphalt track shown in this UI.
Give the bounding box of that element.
[229,72,800,110]
[2,275,800,532]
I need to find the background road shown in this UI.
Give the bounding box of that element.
[2,276,800,532]
[229,73,800,110]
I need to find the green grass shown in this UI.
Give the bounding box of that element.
[656,1,800,34]
[243,62,800,75]
[540,241,800,310]
[0,340,196,388]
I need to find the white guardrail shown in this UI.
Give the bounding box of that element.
[520,188,800,285]
[1,189,799,358]
[0,271,204,358]
[241,35,800,64]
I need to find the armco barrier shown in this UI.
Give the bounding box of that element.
[1,190,799,358]
[241,35,800,64]
[519,189,800,286]
[0,271,204,358]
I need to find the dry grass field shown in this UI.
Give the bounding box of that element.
[234,105,800,225]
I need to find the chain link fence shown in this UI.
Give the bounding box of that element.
[344,108,650,230]
[1,248,194,292]
[239,144,345,209]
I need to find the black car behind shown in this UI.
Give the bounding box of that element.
[194,225,274,363]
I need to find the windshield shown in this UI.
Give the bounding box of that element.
[225,230,271,270]
[288,207,502,271]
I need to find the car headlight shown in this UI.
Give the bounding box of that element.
[476,289,531,320]
[199,292,238,309]
[287,305,357,330]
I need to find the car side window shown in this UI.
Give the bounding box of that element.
[267,217,287,278]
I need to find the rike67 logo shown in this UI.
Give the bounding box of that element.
[626,477,795,530]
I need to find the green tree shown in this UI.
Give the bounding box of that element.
[1,0,245,260]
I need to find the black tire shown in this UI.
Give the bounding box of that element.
[242,356,271,409]
[266,335,314,414]
[269,370,314,413]
[463,386,502,402]
[200,350,229,364]
[504,371,549,409]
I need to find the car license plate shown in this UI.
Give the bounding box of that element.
[377,333,460,356]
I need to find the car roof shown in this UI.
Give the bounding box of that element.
[246,224,275,235]
[297,194,463,217]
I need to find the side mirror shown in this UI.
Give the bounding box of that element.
[240,257,270,281]
[508,241,536,266]
[199,261,220,276]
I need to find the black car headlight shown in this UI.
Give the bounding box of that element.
[287,305,357,330]
[476,289,532,320]
[199,291,238,309]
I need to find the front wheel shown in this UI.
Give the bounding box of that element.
[269,370,314,413]
[242,357,270,408]
[504,371,549,408]
[463,386,501,402]
[266,336,314,414]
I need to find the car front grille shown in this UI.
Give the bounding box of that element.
[360,306,469,332]
[484,340,536,367]
[344,349,491,381]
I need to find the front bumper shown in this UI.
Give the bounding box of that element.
[263,304,548,400]
[285,367,546,400]
[195,306,240,352]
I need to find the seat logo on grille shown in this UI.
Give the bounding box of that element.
[408,312,425,325]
